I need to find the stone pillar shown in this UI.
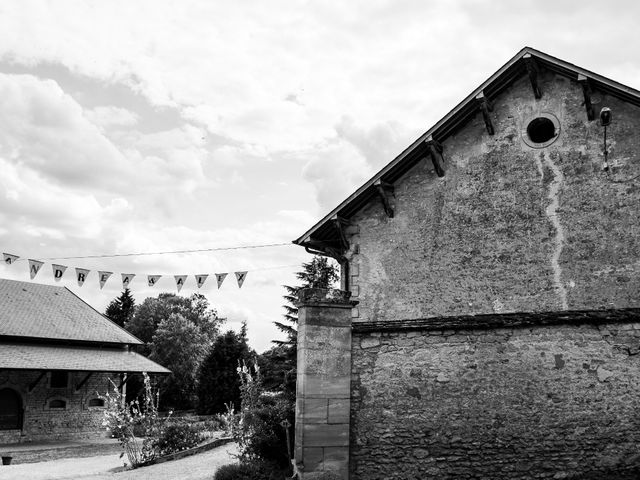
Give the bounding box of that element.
[295,288,355,480]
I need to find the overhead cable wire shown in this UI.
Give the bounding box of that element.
[17,242,294,261]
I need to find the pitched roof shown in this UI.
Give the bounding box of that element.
[0,342,170,373]
[293,46,640,251]
[0,278,142,345]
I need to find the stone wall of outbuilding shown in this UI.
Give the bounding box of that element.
[345,69,640,324]
[350,312,640,479]
[0,370,117,444]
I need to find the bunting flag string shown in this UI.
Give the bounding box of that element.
[3,253,19,265]
[215,273,227,289]
[235,271,247,288]
[52,264,67,282]
[28,259,44,279]
[2,251,297,292]
[76,268,89,287]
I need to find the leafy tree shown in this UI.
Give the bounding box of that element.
[123,293,223,409]
[197,327,252,415]
[274,256,339,345]
[105,288,135,328]
[126,293,221,356]
[257,344,296,394]
[151,313,210,410]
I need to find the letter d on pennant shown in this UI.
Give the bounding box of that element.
[52,264,67,282]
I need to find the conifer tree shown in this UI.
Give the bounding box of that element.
[273,256,339,345]
[105,288,136,328]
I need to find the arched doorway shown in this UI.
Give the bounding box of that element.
[0,388,23,430]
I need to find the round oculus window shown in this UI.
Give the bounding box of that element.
[522,113,560,148]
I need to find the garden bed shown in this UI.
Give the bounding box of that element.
[136,436,233,468]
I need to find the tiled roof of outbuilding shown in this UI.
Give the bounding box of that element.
[0,278,142,345]
[0,342,170,373]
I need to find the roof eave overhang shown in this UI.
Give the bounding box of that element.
[294,46,640,251]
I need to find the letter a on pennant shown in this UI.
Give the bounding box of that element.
[215,273,227,289]
[28,259,44,279]
[52,264,67,282]
[195,274,209,289]
[98,271,113,289]
[235,271,248,288]
[174,275,187,292]
[3,253,19,265]
[121,274,135,288]
[148,275,161,287]
[75,268,89,287]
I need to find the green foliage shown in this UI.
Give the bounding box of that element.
[154,421,203,456]
[197,329,251,415]
[105,288,135,328]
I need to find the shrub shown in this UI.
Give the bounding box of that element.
[155,422,203,456]
[235,362,294,470]
[102,373,164,467]
[213,461,287,480]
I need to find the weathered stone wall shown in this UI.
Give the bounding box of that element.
[351,315,640,479]
[295,289,354,480]
[0,370,116,444]
[346,68,640,323]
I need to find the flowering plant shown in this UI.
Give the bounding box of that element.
[102,373,168,467]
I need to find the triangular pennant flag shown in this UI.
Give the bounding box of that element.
[75,268,89,287]
[3,253,19,265]
[235,271,248,288]
[121,273,135,288]
[98,271,112,289]
[195,274,209,289]
[28,259,44,279]
[174,275,187,292]
[52,264,67,282]
[215,273,227,289]
[148,275,161,287]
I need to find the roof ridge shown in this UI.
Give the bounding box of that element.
[294,47,640,248]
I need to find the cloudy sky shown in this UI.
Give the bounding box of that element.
[0,0,638,352]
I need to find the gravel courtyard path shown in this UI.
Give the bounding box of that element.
[0,442,239,480]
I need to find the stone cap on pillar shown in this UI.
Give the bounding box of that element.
[296,288,358,308]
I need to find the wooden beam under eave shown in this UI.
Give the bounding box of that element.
[75,372,93,392]
[29,371,47,392]
[425,137,445,177]
[578,74,596,121]
[331,216,350,251]
[476,92,495,135]
[374,180,394,218]
[524,54,542,99]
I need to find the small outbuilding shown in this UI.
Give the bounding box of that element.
[0,278,169,444]
[293,47,640,479]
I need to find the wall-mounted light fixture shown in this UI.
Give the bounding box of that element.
[600,107,612,172]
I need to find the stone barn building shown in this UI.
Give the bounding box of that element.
[293,47,640,479]
[0,278,169,444]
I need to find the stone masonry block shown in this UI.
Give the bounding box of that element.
[302,398,328,423]
[300,373,351,397]
[302,446,324,472]
[328,398,350,424]
[303,423,349,447]
[323,447,349,480]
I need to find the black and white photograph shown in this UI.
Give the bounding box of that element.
[1,1,639,479]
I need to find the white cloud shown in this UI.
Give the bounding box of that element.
[85,106,139,129]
